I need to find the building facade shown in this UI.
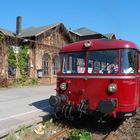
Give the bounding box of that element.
[18,22,74,84]
[0,17,116,86]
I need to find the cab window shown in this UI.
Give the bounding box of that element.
[121,49,136,74]
[62,52,86,74]
[88,50,119,74]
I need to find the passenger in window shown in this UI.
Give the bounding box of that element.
[88,63,93,73]
[99,63,108,74]
[113,64,118,73]
[77,62,85,73]
[107,64,118,74]
[107,64,112,73]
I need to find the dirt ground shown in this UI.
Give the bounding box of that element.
[112,110,140,140]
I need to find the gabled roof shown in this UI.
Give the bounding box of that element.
[18,23,61,38]
[0,28,15,37]
[73,27,100,36]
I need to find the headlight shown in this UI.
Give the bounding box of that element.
[108,83,117,93]
[84,40,92,48]
[60,82,67,91]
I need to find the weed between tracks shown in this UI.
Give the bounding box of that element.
[5,111,140,140]
[5,118,93,140]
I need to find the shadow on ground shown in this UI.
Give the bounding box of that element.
[31,99,123,135]
[31,99,54,120]
[53,115,123,135]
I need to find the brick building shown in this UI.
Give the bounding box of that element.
[17,21,74,84]
[0,17,116,85]
[69,27,116,41]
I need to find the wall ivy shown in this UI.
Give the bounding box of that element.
[8,47,16,68]
[8,44,29,82]
[18,44,29,78]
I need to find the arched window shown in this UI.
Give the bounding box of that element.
[52,55,59,75]
[42,53,50,76]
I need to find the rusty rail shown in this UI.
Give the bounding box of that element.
[48,127,69,140]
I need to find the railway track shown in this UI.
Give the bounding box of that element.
[48,127,69,140]
[35,109,139,140]
[48,110,140,140]
[3,110,140,139]
[103,110,140,140]
[103,119,125,140]
[47,115,125,140]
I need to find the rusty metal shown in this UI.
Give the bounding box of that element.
[48,127,69,140]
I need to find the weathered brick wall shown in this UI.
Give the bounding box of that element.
[34,31,70,84]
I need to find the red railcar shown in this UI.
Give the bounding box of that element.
[49,39,140,119]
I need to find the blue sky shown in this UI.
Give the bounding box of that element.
[0,0,140,45]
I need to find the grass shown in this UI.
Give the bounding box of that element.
[5,118,94,140]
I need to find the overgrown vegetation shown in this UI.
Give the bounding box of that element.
[6,131,16,140]
[8,47,16,69]
[69,129,93,140]
[6,125,31,140]
[13,78,38,87]
[18,45,28,77]
[8,44,38,87]
[0,32,4,42]
[5,119,93,140]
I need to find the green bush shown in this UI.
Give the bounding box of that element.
[13,78,38,87]
[69,129,93,140]
[31,78,38,85]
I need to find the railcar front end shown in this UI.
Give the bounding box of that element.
[49,39,140,119]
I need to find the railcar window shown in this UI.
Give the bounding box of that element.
[121,49,136,74]
[62,52,86,74]
[88,50,119,74]
[57,53,62,72]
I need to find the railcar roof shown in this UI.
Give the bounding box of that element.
[60,39,139,53]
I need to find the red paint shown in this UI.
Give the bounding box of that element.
[57,39,140,118]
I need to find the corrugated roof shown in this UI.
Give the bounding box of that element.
[73,27,99,36]
[0,28,15,37]
[18,23,61,37]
